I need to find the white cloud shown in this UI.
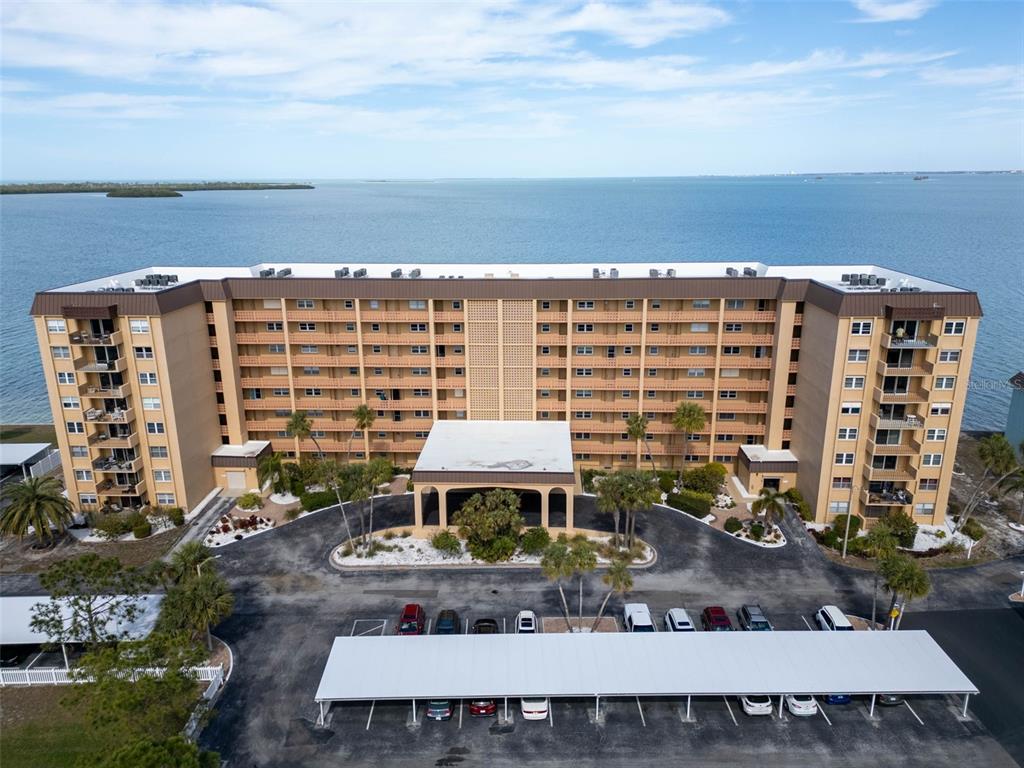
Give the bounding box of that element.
[919,65,1021,87]
[850,1,937,23]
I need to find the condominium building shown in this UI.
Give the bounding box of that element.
[31,262,981,527]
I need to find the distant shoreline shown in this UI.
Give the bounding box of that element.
[0,182,315,197]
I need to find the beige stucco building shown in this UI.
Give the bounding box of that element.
[30,261,981,527]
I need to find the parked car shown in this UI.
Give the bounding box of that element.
[623,603,656,632]
[739,695,773,716]
[469,699,497,717]
[435,609,460,635]
[785,695,819,717]
[397,603,426,635]
[737,604,773,631]
[701,606,733,631]
[815,605,853,632]
[425,699,453,721]
[877,694,904,706]
[520,697,549,721]
[515,610,537,634]
[664,608,695,632]
[824,694,852,705]
[472,618,500,634]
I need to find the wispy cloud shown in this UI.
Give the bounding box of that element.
[850,1,938,23]
[919,64,1021,87]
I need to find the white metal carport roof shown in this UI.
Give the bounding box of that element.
[0,595,163,645]
[0,443,51,467]
[314,631,978,704]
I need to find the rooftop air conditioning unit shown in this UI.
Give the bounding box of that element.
[649,269,660,278]
[277,268,292,277]
[354,268,367,278]
[593,268,601,278]
[666,268,676,277]
[876,277,887,287]
[609,268,619,278]
[726,267,738,277]
[409,268,421,278]
[335,267,350,278]
[391,269,403,278]
[743,267,757,277]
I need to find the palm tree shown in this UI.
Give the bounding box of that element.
[862,521,898,630]
[167,541,213,585]
[348,404,375,463]
[672,402,706,473]
[569,535,597,631]
[286,410,317,456]
[590,557,633,632]
[362,457,392,548]
[1000,465,1024,525]
[623,468,660,549]
[185,571,234,650]
[626,413,657,474]
[957,434,1019,532]
[893,559,930,630]
[256,451,288,494]
[595,472,624,548]
[540,538,575,632]
[0,476,74,544]
[347,477,371,547]
[880,553,930,629]
[751,487,786,534]
[321,461,356,547]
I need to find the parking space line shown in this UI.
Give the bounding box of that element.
[351,619,389,637]
[904,700,924,726]
[636,697,647,727]
[817,701,833,727]
[801,616,814,631]
[722,696,738,726]
[366,700,375,730]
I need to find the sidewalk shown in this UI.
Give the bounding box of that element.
[167,492,234,557]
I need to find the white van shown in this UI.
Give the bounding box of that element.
[623,603,655,633]
[815,605,854,631]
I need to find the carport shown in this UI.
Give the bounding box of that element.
[313,631,979,727]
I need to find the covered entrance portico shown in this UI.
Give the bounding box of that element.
[411,421,576,533]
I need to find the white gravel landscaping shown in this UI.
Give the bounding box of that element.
[68,504,205,543]
[908,523,973,553]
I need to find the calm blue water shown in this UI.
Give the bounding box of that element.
[1,176,1021,428]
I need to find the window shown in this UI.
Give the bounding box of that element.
[719,368,740,378]
[725,299,745,310]
[413,409,431,418]
[919,478,939,491]
[411,367,429,376]
[689,346,708,355]
[939,350,961,363]
[575,368,593,377]
[298,322,317,332]
[303,367,320,376]
[266,322,283,331]
[366,346,377,354]
[717,412,736,421]
[134,346,154,359]
[344,322,356,332]
[576,300,595,310]
[718,434,734,442]
[139,372,157,385]
[926,428,947,441]
[272,388,289,396]
[297,299,314,309]
[409,300,426,310]
[51,345,71,359]
[722,346,740,355]
[829,501,850,514]
[914,503,936,516]
[540,301,551,310]
[539,368,551,377]
[410,323,427,332]
[930,403,952,416]
[74,469,93,481]
[837,427,858,440]
[690,323,709,333]
[622,368,632,377]
[61,396,80,409]
[142,397,161,410]
[299,344,318,354]
[47,319,66,333]
[412,389,430,397]
[647,369,657,377]
[304,388,322,397]
[70,445,89,458]
[452,300,462,310]
[648,323,660,333]
[156,494,176,506]
[539,389,551,398]
[575,390,593,398]
[623,323,635,332]
[693,299,710,309]
[621,391,632,398]
[922,453,942,467]
[646,390,656,399]
[150,446,169,458]
[651,300,661,309]
[414,431,430,439]
[622,346,633,355]
[540,324,551,333]
[79,493,98,506]
[154,470,172,482]
[575,323,594,333]
[540,346,551,355]
[624,300,636,309]
[851,321,872,335]
[832,477,852,489]
[574,411,593,419]
[311,430,326,439]
[344,300,354,309]
[647,346,659,356]
[574,432,591,440]
[840,402,862,415]
[835,453,855,465]
[67,421,84,434]
[411,345,428,354]
[943,320,965,335]
[270,367,288,376]
[934,376,956,390]
[57,372,76,384]
[147,422,165,434]
[724,323,743,332]
[847,349,869,362]
[575,345,593,355]
[686,391,704,399]
[719,391,737,399]
[687,368,706,377]
[844,376,865,389]
[129,319,150,334]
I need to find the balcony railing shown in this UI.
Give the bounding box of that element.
[92,455,142,473]
[866,438,920,456]
[870,413,925,430]
[862,463,917,482]
[876,360,933,377]
[96,478,146,495]
[74,357,126,373]
[88,431,139,448]
[873,386,930,404]
[881,333,938,349]
[70,330,122,346]
[861,488,914,506]
[79,383,129,399]
[84,407,133,423]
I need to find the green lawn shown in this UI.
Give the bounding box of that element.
[0,423,57,445]
[0,687,108,768]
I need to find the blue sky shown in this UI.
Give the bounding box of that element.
[1,1,1021,179]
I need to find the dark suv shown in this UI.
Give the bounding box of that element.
[435,609,460,635]
[737,604,773,631]
[701,606,734,631]
[397,603,426,635]
[472,618,500,634]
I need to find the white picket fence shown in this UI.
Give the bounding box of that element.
[0,664,223,694]
[29,449,62,478]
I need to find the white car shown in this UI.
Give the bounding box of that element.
[515,610,537,634]
[739,695,773,716]
[785,695,818,716]
[623,603,656,633]
[520,697,549,720]
[664,608,695,632]
[815,605,853,632]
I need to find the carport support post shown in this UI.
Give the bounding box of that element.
[962,694,970,719]
[61,643,68,670]
[778,695,784,718]
[686,695,691,721]
[869,694,876,718]
[411,699,416,724]
[504,697,508,722]
[318,701,325,727]
[596,695,600,720]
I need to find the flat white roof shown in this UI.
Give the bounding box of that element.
[211,440,271,459]
[49,261,966,294]
[315,631,978,703]
[740,445,799,463]
[0,595,163,646]
[0,443,51,466]
[414,421,573,475]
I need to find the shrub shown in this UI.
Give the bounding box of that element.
[300,489,337,512]
[657,470,677,494]
[749,522,765,541]
[132,521,152,539]
[168,507,185,527]
[453,489,523,562]
[93,514,131,540]
[431,529,462,558]
[284,506,301,521]
[830,514,863,541]
[581,468,608,494]
[474,535,518,563]
[519,526,551,556]
[290,479,305,496]
[383,530,396,540]
[846,535,870,556]
[680,462,727,496]
[939,540,966,554]
[236,492,263,511]
[400,530,412,538]
[960,518,985,541]
[883,509,919,548]
[340,543,354,557]
[784,488,814,521]
[667,489,713,517]
[724,517,742,534]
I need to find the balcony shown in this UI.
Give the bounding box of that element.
[96,478,147,496]
[873,386,930,404]
[70,330,122,346]
[861,488,914,507]
[876,360,933,377]
[93,455,143,473]
[862,462,917,482]
[882,333,938,349]
[867,438,920,456]
[88,431,139,449]
[74,356,126,373]
[84,407,134,424]
[79,383,129,399]
[870,412,925,431]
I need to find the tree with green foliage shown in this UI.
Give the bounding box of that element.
[87,735,219,768]
[751,486,786,533]
[863,520,899,630]
[32,554,155,647]
[540,537,574,632]
[672,402,707,472]
[619,469,660,548]
[320,460,357,546]
[569,535,598,630]
[956,434,1021,532]
[879,553,930,629]
[361,456,394,549]
[453,488,523,562]
[349,403,375,463]
[256,451,288,494]
[162,541,214,587]
[286,410,316,453]
[595,471,626,547]
[0,475,75,544]
[590,557,633,632]
[159,571,234,650]
[626,413,657,473]
[680,462,728,495]
[883,508,919,548]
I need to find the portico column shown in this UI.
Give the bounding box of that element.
[414,488,424,529]
[565,486,575,531]
[438,488,448,529]
[540,488,550,529]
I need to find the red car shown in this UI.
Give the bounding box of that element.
[701,606,734,631]
[397,603,426,635]
[468,699,497,717]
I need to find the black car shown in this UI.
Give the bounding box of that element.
[472,618,500,634]
[435,609,460,635]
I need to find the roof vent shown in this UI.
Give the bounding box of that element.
[649,269,660,278]
[593,268,601,278]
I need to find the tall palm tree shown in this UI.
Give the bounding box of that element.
[167,541,213,585]
[619,468,659,549]
[626,413,657,474]
[347,477,371,547]
[363,457,392,548]
[880,553,930,629]
[348,404,375,463]
[321,461,356,547]
[184,571,234,650]
[957,434,1019,532]
[256,451,287,494]
[672,402,706,473]
[893,559,930,630]
[0,476,74,544]
[569,535,597,631]
[590,557,633,632]
[595,472,624,548]
[286,410,319,456]
[863,521,898,629]
[751,486,786,533]
[540,538,575,632]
